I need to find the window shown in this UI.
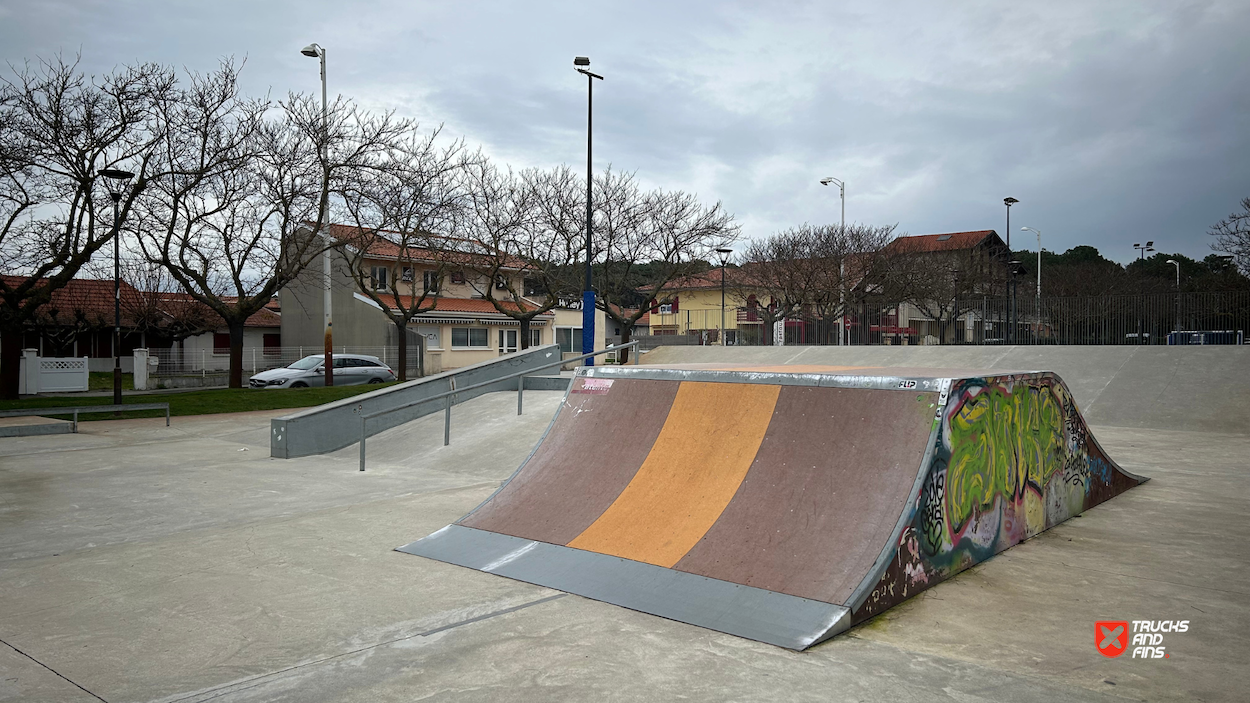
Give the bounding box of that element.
[263,333,281,357]
[656,303,673,314]
[450,270,465,284]
[213,332,230,354]
[332,357,349,368]
[494,274,509,290]
[423,270,440,293]
[556,327,582,354]
[530,328,543,347]
[498,329,518,354]
[400,266,415,282]
[370,266,389,291]
[451,327,489,348]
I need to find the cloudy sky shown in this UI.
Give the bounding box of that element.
[3,0,1247,263]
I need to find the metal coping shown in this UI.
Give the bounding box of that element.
[585,365,953,393]
[399,524,851,650]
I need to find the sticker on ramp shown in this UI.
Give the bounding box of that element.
[574,378,614,394]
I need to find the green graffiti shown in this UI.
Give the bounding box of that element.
[945,381,1068,530]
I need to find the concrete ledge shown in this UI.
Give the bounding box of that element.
[271,345,563,458]
[522,375,573,391]
[0,418,73,437]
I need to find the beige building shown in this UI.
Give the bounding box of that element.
[281,225,606,372]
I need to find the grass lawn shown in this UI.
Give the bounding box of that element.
[0,383,398,421]
[88,371,134,391]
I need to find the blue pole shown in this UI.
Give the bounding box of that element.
[582,70,595,364]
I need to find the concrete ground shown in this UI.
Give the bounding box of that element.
[1,391,1246,702]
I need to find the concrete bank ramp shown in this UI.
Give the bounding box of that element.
[399,364,1144,649]
[641,345,1250,435]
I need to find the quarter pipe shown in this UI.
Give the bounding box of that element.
[398,364,1145,649]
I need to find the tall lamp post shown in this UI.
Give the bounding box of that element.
[716,247,733,345]
[1166,258,1180,337]
[574,57,604,364]
[821,177,846,345]
[99,168,134,406]
[1003,197,1018,343]
[1133,241,1155,344]
[301,42,334,386]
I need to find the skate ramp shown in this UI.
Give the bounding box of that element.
[399,364,1144,649]
[641,345,1250,435]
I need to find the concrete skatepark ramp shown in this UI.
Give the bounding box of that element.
[399,364,1145,649]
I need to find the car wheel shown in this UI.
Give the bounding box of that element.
[290,381,308,388]
[367,377,384,384]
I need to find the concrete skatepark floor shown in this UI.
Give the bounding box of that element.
[1,387,1247,701]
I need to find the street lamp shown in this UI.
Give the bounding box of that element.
[821,177,847,345]
[716,247,733,345]
[98,168,133,406]
[819,177,845,231]
[1020,227,1042,298]
[1003,197,1018,343]
[1133,241,1155,345]
[301,42,334,386]
[1167,258,1180,335]
[575,56,604,364]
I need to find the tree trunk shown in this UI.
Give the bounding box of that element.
[1,323,22,399]
[228,318,246,388]
[619,325,632,364]
[519,317,531,350]
[395,317,408,382]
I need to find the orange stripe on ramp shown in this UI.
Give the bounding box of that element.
[568,381,780,567]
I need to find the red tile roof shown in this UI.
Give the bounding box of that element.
[388,295,552,317]
[885,230,1001,254]
[321,223,531,271]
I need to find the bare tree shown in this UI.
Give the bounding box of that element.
[803,223,898,342]
[340,127,477,379]
[594,170,740,362]
[138,69,410,387]
[0,55,176,397]
[729,227,819,345]
[881,232,1005,343]
[1210,196,1250,275]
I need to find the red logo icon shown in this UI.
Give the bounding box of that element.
[1096,621,1129,657]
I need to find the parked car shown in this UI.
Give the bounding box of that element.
[248,354,396,389]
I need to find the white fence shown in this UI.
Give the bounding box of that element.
[149,345,423,377]
[19,349,90,394]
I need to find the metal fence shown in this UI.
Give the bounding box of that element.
[149,345,424,376]
[634,290,1250,347]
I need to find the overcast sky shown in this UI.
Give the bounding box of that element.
[3,0,1247,264]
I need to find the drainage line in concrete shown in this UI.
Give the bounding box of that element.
[0,636,110,702]
[163,593,568,702]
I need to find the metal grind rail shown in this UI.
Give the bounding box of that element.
[358,342,639,471]
[0,402,171,432]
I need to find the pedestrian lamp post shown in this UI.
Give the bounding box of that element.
[1003,197,1018,342]
[1167,258,1181,336]
[820,177,847,345]
[574,56,604,364]
[1020,227,1042,298]
[301,41,334,386]
[1133,241,1155,344]
[98,168,134,406]
[716,247,733,345]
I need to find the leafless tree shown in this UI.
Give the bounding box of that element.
[594,170,740,362]
[1210,196,1250,275]
[728,228,818,345]
[462,164,580,349]
[340,127,478,379]
[804,223,898,342]
[880,232,1005,343]
[0,55,176,397]
[137,67,410,387]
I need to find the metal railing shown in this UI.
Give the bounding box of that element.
[0,402,170,432]
[357,341,639,471]
[637,290,1249,346]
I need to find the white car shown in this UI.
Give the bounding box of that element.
[248,354,396,389]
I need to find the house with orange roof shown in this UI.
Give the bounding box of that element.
[279,225,605,372]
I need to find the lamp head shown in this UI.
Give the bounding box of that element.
[301,43,323,58]
[820,177,833,185]
[1167,259,1178,265]
[574,56,590,67]
[1004,197,1018,206]
[1146,241,1154,247]
[98,168,134,181]
[1133,242,1141,248]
